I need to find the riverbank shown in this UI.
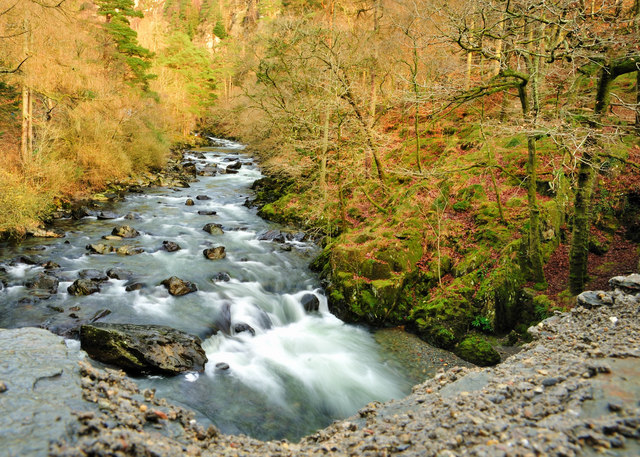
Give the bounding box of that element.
[2,274,638,456]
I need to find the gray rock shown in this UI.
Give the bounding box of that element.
[68,279,100,296]
[609,273,640,294]
[258,230,286,243]
[211,272,231,282]
[233,323,256,336]
[25,273,59,294]
[162,241,181,252]
[161,276,197,296]
[111,225,140,238]
[106,268,134,280]
[97,211,119,220]
[301,293,320,312]
[226,160,242,170]
[203,246,226,260]
[80,323,207,375]
[196,195,211,200]
[203,223,224,235]
[0,328,95,457]
[577,290,613,308]
[78,269,109,283]
[198,210,217,215]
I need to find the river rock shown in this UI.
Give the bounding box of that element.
[185,198,195,206]
[0,328,96,457]
[301,293,320,312]
[106,268,134,280]
[203,223,224,235]
[111,225,139,238]
[25,273,59,294]
[203,246,226,260]
[68,279,100,296]
[11,255,38,265]
[161,276,197,296]
[79,323,207,375]
[116,245,144,256]
[258,230,286,243]
[198,165,217,176]
[78,269,109,283]
[124,212,141,220]
[162,240,182,252]
[125,282,144,292]
[86,243,114,255]
[27,227,65,238]
[609,273,640,294]
[71,206,90,220]
[181,162,197,176]
[42,260,60,270]
[226,160,242,170]
[198,210,217,215]
[234,323,256,336]
[211,272,231,282]
[577,290,613,308]
[196,195,211,200]
[221,167,239,174]
[97,211,119,220]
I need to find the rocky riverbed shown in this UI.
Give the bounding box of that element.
[2,274,639,456]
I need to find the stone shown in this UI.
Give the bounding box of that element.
[215,362,230,371]
[455,336,501,366]
[71,206,90,219]
[28,227,65,238]
[203,246,226,260]
[80,323,207,375]
[577,291,613,308]
[185,199,195,206]
[196,195,211,200]
[226,160,242,170]
[86,243,114,255]
[78,269,109,282]
[609,274,640,294]
[116,245,144,256]
[106,268,134,280]
[233,323,256,336]
[111,225,139,238]
[257,230,286,243]
[198,210,217,215]
[182,162,197,176]
[68,279,100,296]
[42,260,60,270]
[97,211,119,220]
[203,223,224,235]
[124,212,141,220]
[301,293,320,312]
[162,241,181,252]
[161,277,197,296]
[25,273,59,294]
[11,255,38,265]
[211,272,231,282]
[125,283,144,292]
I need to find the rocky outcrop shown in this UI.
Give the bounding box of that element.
[79,323,207,375]
[203,246,226,260]
[161,276,197,296]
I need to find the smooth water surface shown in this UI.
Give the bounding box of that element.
[0,138,411,440]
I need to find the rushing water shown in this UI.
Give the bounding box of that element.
[0,139,411,441]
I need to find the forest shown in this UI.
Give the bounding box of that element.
[1,0,639,362]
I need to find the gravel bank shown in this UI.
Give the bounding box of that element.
[2,277,639,456]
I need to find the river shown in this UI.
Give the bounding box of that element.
[0,139,412,441]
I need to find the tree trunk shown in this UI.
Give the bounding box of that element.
[526,134,545,283]
[21,86,30,163]
[636,70,639,135]
[569,148,596,294]
[594,65,613,118]
[320,103,330,201]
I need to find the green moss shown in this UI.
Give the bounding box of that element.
[452,201,471,212]
[455,335,501,366]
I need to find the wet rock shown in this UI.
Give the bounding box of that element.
[301,293,320,312]
[609,274,640,294]
[102,235,122,241]
[198,210,217,216]
[203,246,226,260]
[86,243,114,255]
[185,199,195,206]
[25,273,59,294]
[42,260,60,270]
[198,165,217,176]
[80,323,207,375]
[125,283,144,292]
[162,241,181,252]
[71,206,90,220]
[124,212,141,220]
[203,223,224,235]
[78,269,109,283]
[211,272,231,282]
[577,291,613,308]
[27,227,65,238]
[116,245,144,256]
[215,362,230,371]
[68,279,100,296]
[222,167,239,175]
[233,323,256,336]
[106,268,134,280]
[226,160,242,170]
[161,277,197,296]
[97,211,119,220]
[11,255,38,265]
[289,232,307,242]
[196,195,211,200]
[111,225,139,238]
[258,230,286,243]
[128,185,145,193]
[181,162,197,176]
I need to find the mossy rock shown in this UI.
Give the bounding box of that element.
[455,335,501,366]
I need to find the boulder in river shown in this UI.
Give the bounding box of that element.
[106,268,134,280]
[79,323,207,375]
[97,211,119,220]
[42,260,60,270]
[161,276,197,296]
[25,273,59,294]
[301,293,320,312]
[116,245,144,256]
[196,195,211,200]
[203,223,224,235]
[226,160,242,170]
[198,210,217,216]
[233,323,255,336]
[203,246,226,260]
[71,206,90,220]
[124,212,141,220]
[211,272,231,282]
[86,243,114,255]
[78,269,109,283]
[68,279,100,296]
[162,240,182,252]
[258,229,286,243]
[111,225,139,238]
[125,282,144,292]
[185,198,195,206]
[27,227,65,238]
[181,161,197,176]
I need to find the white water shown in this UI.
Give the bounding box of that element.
[0,139,410,440]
